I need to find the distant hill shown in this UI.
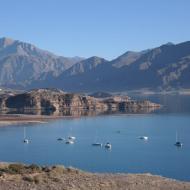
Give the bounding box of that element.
[0,37,190,92]
[89,92,112,98]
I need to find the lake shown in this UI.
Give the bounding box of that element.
[0,94,190,181]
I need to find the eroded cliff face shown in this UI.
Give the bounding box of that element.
[0,88,160,115]
[0,89,107,112]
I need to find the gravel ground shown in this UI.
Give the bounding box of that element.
[0,163,189,190]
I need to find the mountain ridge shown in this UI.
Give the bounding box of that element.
[0,37,84,88]
[0,37,190,92]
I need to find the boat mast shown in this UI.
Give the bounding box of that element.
[24,127,26,139]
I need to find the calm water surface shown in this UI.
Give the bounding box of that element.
[0,95,190,181]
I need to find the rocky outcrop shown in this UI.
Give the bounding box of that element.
[0,88,160,115]
[101,96,160,113]
[0,89,107,112]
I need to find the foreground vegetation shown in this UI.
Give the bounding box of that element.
[0,163,189,190]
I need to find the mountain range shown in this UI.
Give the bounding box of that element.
[0,37,190,92]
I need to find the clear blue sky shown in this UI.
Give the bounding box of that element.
[0,0,189,59]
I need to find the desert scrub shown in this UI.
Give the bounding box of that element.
[27,164,42,173]
[51,165,66,175]
[33,175,42,184]
[22,175,34,183]
[66,167,80,174]
[8,163,26,174]
[2,163,42,175]
[42,166,51,173]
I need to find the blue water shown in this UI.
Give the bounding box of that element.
[0,95,190,181]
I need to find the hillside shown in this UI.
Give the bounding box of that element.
[52,41,190,92]
[0,37,83,88]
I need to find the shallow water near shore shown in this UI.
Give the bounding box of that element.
[0,94,190,181]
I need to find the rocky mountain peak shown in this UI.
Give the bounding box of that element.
[164,42,175,46]
[0,37,15,48]
[0,37,83,87]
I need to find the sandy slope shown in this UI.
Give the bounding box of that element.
[0,163,189,190]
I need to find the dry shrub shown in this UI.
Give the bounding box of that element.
[22,175,34,182]
[33,175,43,184]
[51,165,65,175]
[8,163,26,174]
[66,167,80,174]
[27,164,42,173]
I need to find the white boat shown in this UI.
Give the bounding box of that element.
[92,128,103,147]
[23,139,29,144]
[65,140,74,144]
[68,136,76,140]
[174,131,183,147]
[23,127,29,144]
[105,142,112,149]
[92,143,103,147]
[65,133,76,144]
[67,125,76,141]
[139,136,149,140]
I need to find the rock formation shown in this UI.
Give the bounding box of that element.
[0,88,160,115]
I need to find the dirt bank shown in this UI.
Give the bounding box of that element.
[0,114,73,126]
[0,163,189,190]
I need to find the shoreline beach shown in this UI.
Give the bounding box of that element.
[0,163,189,190]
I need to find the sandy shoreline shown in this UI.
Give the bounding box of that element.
[0,114,73,126]
[0,163,189,190]
[0,113,150,126]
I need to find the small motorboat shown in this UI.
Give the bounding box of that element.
[23,139,29,144]
[57,137,65,141]
[174,141,183,147]
[105,142,112,149]
[174,132,183,147]
[68,136,76,140]
[65,140,74,144]
[139,136,149,140]
[92,143,103,147]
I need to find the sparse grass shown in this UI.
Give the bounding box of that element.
[0,163,83,176]
[0,163,42,175]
